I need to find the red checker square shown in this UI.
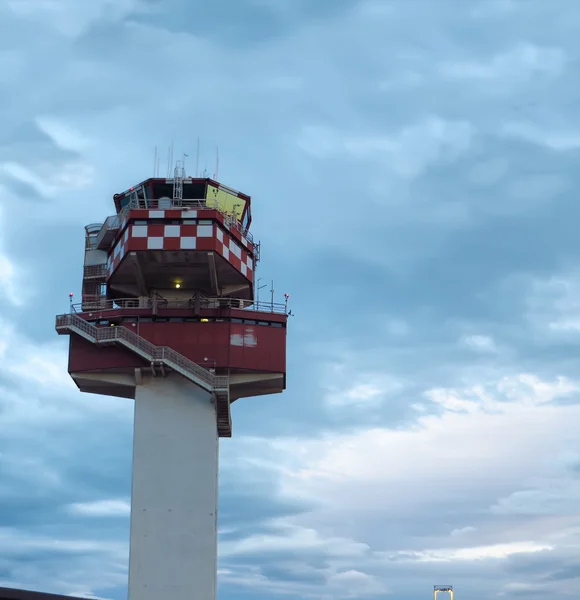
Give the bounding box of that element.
[230,255,241,271]
[215,241,226,257]
[163,237,181,251]
[147,223,165,238]
[196,237,216,252]
[165,210,181,219]
[180,224,197,237]
[128,237,148,251]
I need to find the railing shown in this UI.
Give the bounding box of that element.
[85,223,102,235]
[55,313,218,391]
[83,264,107,279]
[125,198,254,245]
[95,215,121,248]
[86,197,255,252]
[74,295,288,315]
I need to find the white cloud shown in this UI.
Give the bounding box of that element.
[297,117,474,179]
[1,160,94,197]
[450,526,477,537]
[246,374,580,547]
[326,570,387,597]
[460,334,498,353]
[2,0,580,597]
[220,522,370,559]
[36,116,93,152]
[0,319,132,432]
[322,366,404,409]
[440,44,566,82]
[525,272,580,338]
[399,541,552,562]
[67,499,131,518]
[0,527,127,597]
[6,0,148,38]
[211,371,580,596]
[490,480,580,516]
[502,121,580,151]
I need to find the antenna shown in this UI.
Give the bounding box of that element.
[256,278,267,305]
[173,159,185,201]
[215,146,219,180]
[196,137,200,178]
[166,146,171,178]
[270,280,275,311]
[183,153,188,176]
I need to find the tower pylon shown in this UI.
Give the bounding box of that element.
[56,172,289,600]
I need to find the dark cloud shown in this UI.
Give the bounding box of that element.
[2,0,580,598]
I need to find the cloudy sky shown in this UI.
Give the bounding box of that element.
[1,0,580,598]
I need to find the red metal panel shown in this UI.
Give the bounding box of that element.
[134,322,286,373]
[227,323,286,372]
[68,334,147,373]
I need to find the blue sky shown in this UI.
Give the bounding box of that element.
[1,0,580,598]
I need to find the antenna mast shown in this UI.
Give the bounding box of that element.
[173,160,185,202]
[196,137,200,177]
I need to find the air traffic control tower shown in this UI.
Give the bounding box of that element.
[55,166,288,600]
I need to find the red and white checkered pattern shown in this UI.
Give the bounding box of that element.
[106,222,254,281]
[215,226,254,278]
[106,227,130,277]
[119,208,254,252]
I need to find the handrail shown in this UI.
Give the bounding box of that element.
[55,313,219,391]
[75,295,288,315]
[88,197,254,252]
[95,215,121,248]
[85,223,102,235]
[83,264,107,279]
[124,198,254,245]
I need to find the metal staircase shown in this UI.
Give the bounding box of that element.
[55,313,232,437]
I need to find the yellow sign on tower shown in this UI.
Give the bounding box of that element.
[206,184,246,220]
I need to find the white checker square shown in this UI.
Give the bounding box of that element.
[197,224,213,237]
[241,263,248,276]
[124,228,129,242]
[132,225,148,237]
[222,246,230,260]
[247,257,253,271]
[148,210,165,219]
[147,237,164,250]
[114,243,120,258]
[216,228,224,242]
[229,240,242,259]
[180,237,197,250]
[165,225,180,237]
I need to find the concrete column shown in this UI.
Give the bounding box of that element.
[128,375,218,600]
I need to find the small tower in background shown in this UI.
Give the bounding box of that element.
[434,585,454,600]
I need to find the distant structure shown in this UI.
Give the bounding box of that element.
[56,170,289,600]
[434,585,454,600]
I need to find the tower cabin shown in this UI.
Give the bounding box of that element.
[61,174,287,434]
